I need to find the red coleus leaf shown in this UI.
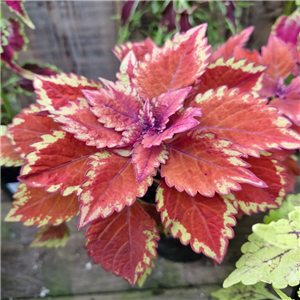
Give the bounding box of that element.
[233,48,260,64]
[113,37,157,62]
[116,50,137,86]
[4,1,35,29]
[18,62,60,92]
[211,26,254,62]
[83,81,142,131]
[5,184,79,227]
[19,130,98,196]
[269,77,300,126]
[156,181,237,263]
[191,86,300,157]
[193,58,265,97]
[132,140,169,182]
[7,104,60,158]
[78,151,153,228]
[142,107,201,148]
[34,73,102,111]
[269,149,300,193]
[85,201,159,286]
[30,223,70,248]
[50,97,124,149]
[161,130,265,197]
[271,9,300,47]
[234,155,288,215]
[150,87,192,131]
[1,18,27,73]
[0,125,23,167]
[132,24,211,99]
[258,35,295,97]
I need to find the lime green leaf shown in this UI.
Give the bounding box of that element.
[253,207,300,250]
[223,207,300,289]
[272,286,292,300]
[264,194,300,224]
[211,282,279,300]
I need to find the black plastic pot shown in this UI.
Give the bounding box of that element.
[141,178,204,263]
[291,284,300,300]
[157,233,204,262]
[1,166,21,197]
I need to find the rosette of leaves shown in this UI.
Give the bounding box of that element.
[1,22,300,286]
[212,194,300,300]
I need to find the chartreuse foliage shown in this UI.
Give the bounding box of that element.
[264,194,300,224]
[1,9,300,285]
[215,194,300,300]
[211,282,279,300]
[223,207,300,289]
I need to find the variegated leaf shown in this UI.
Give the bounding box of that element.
[51,97,124,148]
[4,0,35,29]
[259,35,295,82]
[142,107,201,148]
[113,37,156,61]
[83,81,142,131]
[211,26,254,62]
[161,130,265,197]
[19,130,97,196]
[269,77,300,126]
[17,62,60,92]
[271,9,300,47]
[133,24,211,99]
[85,201,159,285]
[194,58,265,97]
[156,181,237,263]
[7,104,60,158]
[233,48,260,64]
[1,18,28,73]
[150,87,192,131]
[116,50,137,86]
[234,155,288,215]
[132,140,169,182]
[30,223,70,248]
[78,151,153,228]
[191,86,300,157]
[5,184,79,227]
[34,73,102,111]
[0,125,23,167]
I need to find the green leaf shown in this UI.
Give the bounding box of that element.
[272,286,292,300]
[211,282,279,300]
[223,208,300,289]
[253,208,300,250]
[264,194,300,224]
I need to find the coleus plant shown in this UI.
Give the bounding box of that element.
[1,9,300,286]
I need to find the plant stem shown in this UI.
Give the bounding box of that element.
[2,74,20,88]
[1,88,15,120]
[283,0,293,15]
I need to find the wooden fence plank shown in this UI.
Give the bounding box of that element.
[18,1,121,81]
